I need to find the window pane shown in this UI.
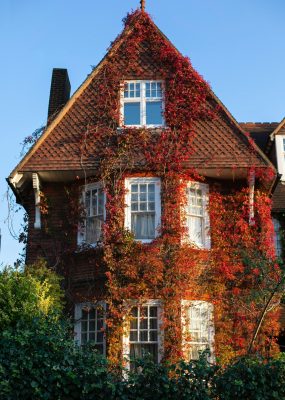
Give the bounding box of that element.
[131,307,138,317]
[188,216,203,246]
[146,101,163,125]
[130,318,138,330]
[146,82,150,97]
[131,202,138,211]
[140,192,147,202]
[149,331,158,341]
[150,319,157,329]
[140,331,148,341]
[89,321,95,331]
[81,333,87,344]
[81,321,88,332]
[97,332,104,343]
[124,102,140,125]
[135,83,141,96]
[131,193,138,201]
[130,344,158,366]
[92,190,98,216]
[131,213,155,239]
[98,190,104,215]
[148,192,155,201]
[130,331,138,341]
[89,332,95,341]
[86,217,102,243]
[85,191,91,216]
[149,307,157,317]
[97,319,103,330]
[140,318,148,330]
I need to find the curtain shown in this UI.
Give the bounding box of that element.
[131,213,155,239]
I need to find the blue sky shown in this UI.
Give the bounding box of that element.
[1,0,285,266]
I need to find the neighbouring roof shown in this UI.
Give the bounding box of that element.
[272,181,285,212]
[9,10,274,183]
[239,122,278,153]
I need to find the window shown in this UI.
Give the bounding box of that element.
[78,183,105,245]
[273,218,282,257]
[123,300,163,369]
[182,300,214,362]
[121,81,164,127]
[185,182,210,249]
[275,135,285,179]
[125,177,161,242]
[74,303,106,355]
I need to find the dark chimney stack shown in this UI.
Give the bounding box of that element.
[47,68,71,124]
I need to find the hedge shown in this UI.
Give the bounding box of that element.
[0,318,285,399]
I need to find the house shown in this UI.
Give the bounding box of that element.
[8,5,280,365]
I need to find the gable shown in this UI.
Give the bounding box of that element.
[10,10,273,182]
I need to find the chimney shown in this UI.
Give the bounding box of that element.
[47,68,71,124]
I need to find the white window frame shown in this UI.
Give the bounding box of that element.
[275,135,285,180]
[122,300,163,369]
[77,182,106,246]
[120,80,165,128]
[184,181,211,249]
[74,302,107,356]
[181,300,215,363]
[125,177,161,243]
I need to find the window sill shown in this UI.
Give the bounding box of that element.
[134,238,156,244]
[117,126,167,132]
[76,241,104,252]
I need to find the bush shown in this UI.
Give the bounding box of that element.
[123,354,217,400]
[0,317,118,400]
[214,355,285,400]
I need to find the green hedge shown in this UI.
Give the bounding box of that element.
[0,318,285,399]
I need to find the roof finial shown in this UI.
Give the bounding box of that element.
[140,0,145,12]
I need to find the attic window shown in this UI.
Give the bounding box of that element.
[121,81,164,127]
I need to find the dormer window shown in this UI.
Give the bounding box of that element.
[121,81,164,127]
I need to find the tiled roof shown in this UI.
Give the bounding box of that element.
[12,13,273,176]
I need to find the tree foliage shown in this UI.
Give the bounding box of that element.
[0,259,63,330]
